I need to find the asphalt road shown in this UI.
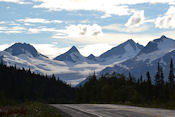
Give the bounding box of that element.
[51,104,175,117]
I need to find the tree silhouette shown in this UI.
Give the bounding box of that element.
[168,58,174,87]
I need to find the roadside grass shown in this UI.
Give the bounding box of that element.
[0,102,62,117]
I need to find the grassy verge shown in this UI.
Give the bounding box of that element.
[0,102,62,117]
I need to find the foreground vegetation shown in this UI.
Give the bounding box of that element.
[76,59,175,109]
[0,58,175,111]
[0,102,62,117]
[0,61,76,104]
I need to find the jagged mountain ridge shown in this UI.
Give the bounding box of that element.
[54,46,85,63]
[4,43,44,57]
[2,36,175,86]
[54,39,144,64]
[100,35,175,81]
[100,39,144,58]
[0,39,144,86]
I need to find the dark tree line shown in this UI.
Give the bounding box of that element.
[77,59,175,107]
[1,58,175,107]
[0,61,75,104]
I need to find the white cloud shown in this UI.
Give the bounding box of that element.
[0,21,6,24]
[155,6,175,29]
[53,24,103,39]
[8,22,20,26]
[117,0,175,5]
[0,21,20,26]
[161,30,175,39]
[0,0,32,4]
[32,32,161,57]
[23,23,35,26]
[28,28,40,34]
[33,43,113,58]
[0,44,11,51]
[103,24,149,33]
[53,28,158,46]
[101,14,112,19]
[18,18,63,24]
[0,26,26,34]
[32,0,175,17]
[79,44,114,56]
[79,20,92,24]
[66,24,102,37]
[28,27,58,34]
[32,0,132,16]
[125,10,145,27]
[32,44,70,58]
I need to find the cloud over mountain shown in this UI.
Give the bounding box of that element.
[125,10,145,27]
[155,6,175,29]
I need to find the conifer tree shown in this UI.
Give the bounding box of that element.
[146,71,152,101]
[140,75,143,83]
[160,67,164,86]
[129,72,133,83]
[155,62,161,86]
[146,71,152,86]
[168,58,174,87]
[138,75,143,84]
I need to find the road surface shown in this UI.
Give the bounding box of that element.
[51,104,175,117]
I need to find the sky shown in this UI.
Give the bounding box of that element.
[0,0,175,58]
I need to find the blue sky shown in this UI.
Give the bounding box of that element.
[0,0,175,58]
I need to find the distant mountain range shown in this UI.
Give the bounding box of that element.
[0,35,175,86]
[54,39,144,64]
[100,35,175,80]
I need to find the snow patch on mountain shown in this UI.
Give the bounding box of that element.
[4,43,43,57]
[0,39,145,86]
[54,46,86,63]
[96,39,143,64]
[99,35,175,83]
[137,35,175,62]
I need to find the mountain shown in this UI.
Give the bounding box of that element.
[0,43,66,71]
[86,54,97,61]
[54,40,144,65]
[136,35,175,62]
[0,43,71,81]
[100,39,143,58]
[4,43,44,57]
[54,46,85,63]
[100,35,175,80]
[98,39,144,64]
[0,43,98,86]
[0,40,145,86]
[3,36,173,87]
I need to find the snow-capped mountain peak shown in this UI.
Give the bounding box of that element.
[99,39,144,59]
[100,35,175,84]
[87,54,97,61]
[126,39,135,45]
[87,54,95,59]
[136,35,175,62]
[125,39,144,50]
[54,46,85,63]
[160,35,167,39]
[4,43,40,57]
[139,35,175,54]
[67,46,80,54]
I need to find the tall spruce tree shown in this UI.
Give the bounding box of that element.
[146,71,152,101]
[155,62,161,86]
[146,71,152,86]
[129,72,133,83]
[160,67,164,86]
[139,75,143,84]
[168,58,174,87]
